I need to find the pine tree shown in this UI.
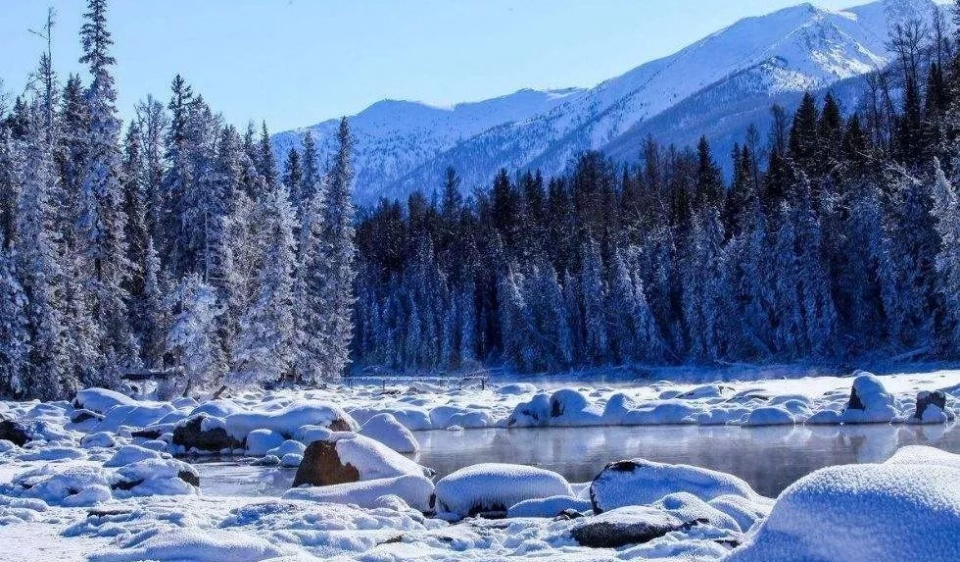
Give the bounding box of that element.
[931,159,960,351]
[0,248,29,397]
[15,99,76,399]
[231,185,296,385]
[77,0,135,370]
[313,118,357,379]
[165,273,224,396]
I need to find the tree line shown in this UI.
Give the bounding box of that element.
[352,6,960,373]
[0,1,357,400]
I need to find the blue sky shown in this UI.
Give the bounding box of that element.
[0,0,913,131]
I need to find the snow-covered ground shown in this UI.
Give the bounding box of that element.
[1,368,959,561]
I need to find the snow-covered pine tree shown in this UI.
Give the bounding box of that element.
[76,0,135,372]
[0,248,29,397]
[314,118,357,379]
[15,99,76,399]
[931,159,960,350]
[581,239,609,364]
[164,273,224,397]
[231,185,296,386]
[292,181,329,383]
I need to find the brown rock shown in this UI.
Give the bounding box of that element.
[0,415,29,447]
[292,440,360,487]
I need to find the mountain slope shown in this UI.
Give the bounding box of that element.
[275,0,945,204]
[271,88,583,203]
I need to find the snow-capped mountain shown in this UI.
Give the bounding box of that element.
[275,0,946,205]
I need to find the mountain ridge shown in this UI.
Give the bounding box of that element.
[274,0,947,204]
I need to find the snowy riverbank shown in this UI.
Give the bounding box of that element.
[0,368,959,561]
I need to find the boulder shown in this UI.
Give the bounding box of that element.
[914,390,948,420]
[172,414,243,452]
[293,432,429,488]
[570,506,686,548]
[0,415,30,447]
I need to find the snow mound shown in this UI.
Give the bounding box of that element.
[88,528,288,562]
[359,413,420,453]
[727,446,960,562]
[74,388,137,414]
[434,463,573,519]
[589,459,759,513]
[283,474,435,512]
[245,429,285,456]
[506,495,593,518]
[224,401,356,441]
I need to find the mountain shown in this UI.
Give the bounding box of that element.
[274,0,947,205]
[271,88,584,204]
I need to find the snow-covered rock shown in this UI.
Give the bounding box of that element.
[506,495,593,518]
[224,401,356,441]
[589,459,759,513]
[727,446,960,562]
[283,474,436,512]
[245,429,285,456]
[434,463,573,519]
[359,413,419,453]
[172,414,243,453]
[73,388,137,414]
[838,372,898,424]
[292,432,429,487]
[569,505,686,548]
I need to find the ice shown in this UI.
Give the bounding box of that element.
[434,463,573,520]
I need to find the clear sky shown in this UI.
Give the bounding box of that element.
[0,0,922,131]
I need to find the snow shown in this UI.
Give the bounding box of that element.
[224,401,357,441]
[506,495,593,518]
[283,474,436,512]
[589,459,759,513]
[245,429,285,456]
[73,388,137,414]
[2,369,960,561]
[359,413,420,453]
[88,528,288,562]
[434,463,573,519]
[727,446,960,562]
[324,432,428,481]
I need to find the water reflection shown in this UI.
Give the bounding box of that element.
[195,422,960,499]
[415,423,960,497]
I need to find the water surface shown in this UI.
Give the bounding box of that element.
[197,422,960,498]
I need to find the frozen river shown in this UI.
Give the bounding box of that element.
[196,421,960,498]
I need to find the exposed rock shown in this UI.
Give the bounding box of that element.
[570,506,686,548]
[293,440,360,487]
[555,508,586,521]
[0,416,30,447]
[914,391,948,420]
[172,414,243,452]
